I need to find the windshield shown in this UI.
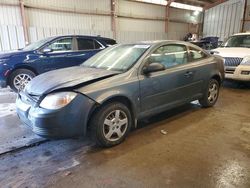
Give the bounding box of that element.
[82,44,150,71]
[22,37,53,51]
[221,35,250,48]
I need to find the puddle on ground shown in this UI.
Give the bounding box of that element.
[214,160,247,188]
[241,143,250,150]
[240,123,250,134]
[57,158,80,172]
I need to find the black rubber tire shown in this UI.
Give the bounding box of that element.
[9,69,36,92]
[90,102,132,147]
[199,79,220,108]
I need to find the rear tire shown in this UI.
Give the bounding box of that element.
[90,102,132,147]
[9,69,36,92]
[199,79,220,108]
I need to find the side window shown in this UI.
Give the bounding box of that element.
[47,38,72,52]
[77,38,102,50]
[149,44,188,68]
[189,47,207,62]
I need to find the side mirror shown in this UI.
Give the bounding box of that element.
[143,62,165,74]
[42,48,53,53]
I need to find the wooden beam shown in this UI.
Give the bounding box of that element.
[124,0,166,7]
[165,0,174,33]
[174,0,208,7]
[0,2,18,7]
[111,0,116,39]
[241,0,247,32]
[201,0,214,3]
[24,4,111,17]
[19,0,29,44]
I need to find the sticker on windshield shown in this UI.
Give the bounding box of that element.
[133,45,150,49]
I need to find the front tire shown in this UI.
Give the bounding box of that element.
[9,69,36,92]
[199,78,220,107]
[90,102,132,147]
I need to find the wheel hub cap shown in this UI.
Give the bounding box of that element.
[103,110,128,142]
[208,83,218,103]
[13,74,32,91]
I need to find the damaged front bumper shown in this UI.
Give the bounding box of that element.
[16,92,96,138]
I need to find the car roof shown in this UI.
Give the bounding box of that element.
[233,32,250,36]
[137,40,180,44]
[126,40,199,48]
[47,35,115,40]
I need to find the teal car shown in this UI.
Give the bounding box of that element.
[16,41,224,147]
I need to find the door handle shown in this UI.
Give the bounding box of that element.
[184,71,193,77]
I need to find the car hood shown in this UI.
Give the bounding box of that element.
[212,47,250,58]
[0,50,29,59]
[25,66,119,95]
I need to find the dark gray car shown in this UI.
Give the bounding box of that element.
[16,41,225,147]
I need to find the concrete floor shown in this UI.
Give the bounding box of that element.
[0,81,249,188]
[0,88,45,154]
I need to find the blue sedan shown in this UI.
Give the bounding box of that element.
[0,35,116,92]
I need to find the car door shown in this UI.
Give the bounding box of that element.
[138,43,204,116]
[186,45,211,96]
[73,37,104,64]
[37,37,76,72]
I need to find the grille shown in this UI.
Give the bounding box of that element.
[224,57,243,67]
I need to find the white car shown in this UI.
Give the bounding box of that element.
[212,33,250,81]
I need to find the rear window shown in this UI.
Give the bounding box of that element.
[77,38,102,50]
[102,39,117,46]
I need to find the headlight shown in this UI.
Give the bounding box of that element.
[40,92,77,110]
[241,56,250,65]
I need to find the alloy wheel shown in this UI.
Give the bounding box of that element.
[13,74,32,91]
[208,82,218,103]
[103,109,128,142]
